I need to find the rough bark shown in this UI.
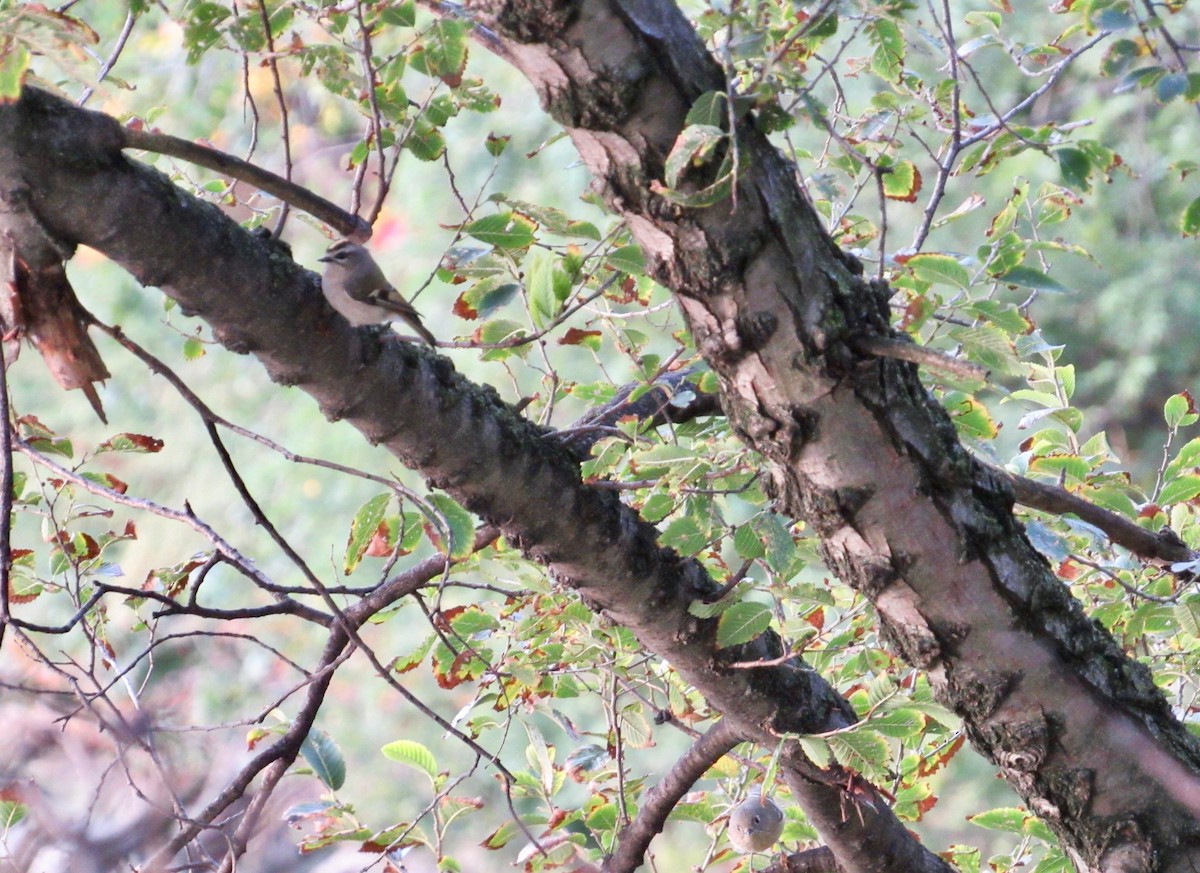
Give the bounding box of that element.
[452,0,1200,870]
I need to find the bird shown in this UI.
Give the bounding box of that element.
[727,788,784,855]
[317,240,437,345]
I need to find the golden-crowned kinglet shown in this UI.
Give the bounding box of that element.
[727,789,784,854]
[318,240,437,345]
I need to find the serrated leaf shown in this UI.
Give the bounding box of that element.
[882,160,921,202]
[345,493,391,574]
[301,728,346,790]
[417,18,468,80]
[1165,393,1192,428]
[798,734,832,767]
[828,729,890,772]
[686,91,727,127]
[908,254,970,289]
[405,120,445,161]
[1158,475,1200,506]
[996,266,1071,294]
[968,807,1037,833]
[1174,597,1200,639]
[605,245,644,276]
[463,212,536,251]
[379,2,416,27]
[620,704,654,749]
[734,523,765,560]
[428,494,476,559]
[481,819,521,849]
[391,633,436,673]
[944,392,999,440]
[750,514,796,572]
[654,170,735,208]
[715,601,772,648]
[688,596,733,619]
[869,17,905,82]
[1155,71,1189,103]
[867,708,926,739]
[564,743,609,774]
[660,516,706,555]
[382,739,439,782]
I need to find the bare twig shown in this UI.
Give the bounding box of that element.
[121,128,370,242]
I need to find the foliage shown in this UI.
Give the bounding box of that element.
[1,1,1199,872]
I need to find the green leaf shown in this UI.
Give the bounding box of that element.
[867,708,926,739]
[0,43,30,102]
[715,601,772,648]
[944,392,999,440]
[996,266,1071,294]
[1029,455,1090,484]
[344,493,390,575]
[882,160,921,202]
[405,120,446,161]
[907,254,970,289]
[391,632,436,673]
[685,91,727,127]
[0,799,27,829]
[605,245,645,276]
[428,494,476,559]
[734,523,765,560]
[654,170,735,208]
[1174,597,1200,640]
[379,2,416,27]
[660,516,707,556]
[869,17,905,83]
[485,132,510,156]
[1180,197,1200,237]
[1164,393,1195,428]
[381,738,439,782]
[750,514,796,573]
[797,735,832,767]
[1100,39,1141,78]
[829,728,890,772]
[585,801,619,833]
[1056,148,1092,192]
[478,318,528,359]
[1158,474,1200,506]
[416,18,469,80]
[525,248,570,328]
[301,728,346,790]
[969,806,1031,833]
[463,212,537,251]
